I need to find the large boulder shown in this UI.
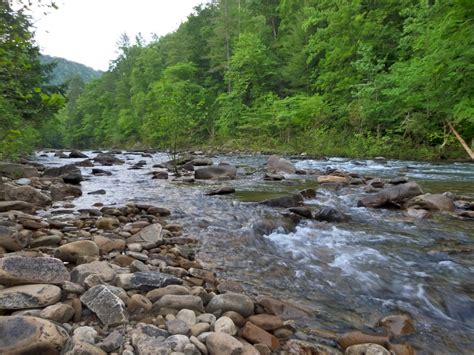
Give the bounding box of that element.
[3,185,51,207]
[262,194,304,208]
[0,256,70,285]
[257,297,312,320]
[80,285,128,326]
[195,165,237,180]
[0,284,62,309]
[0,316,69,354]
[405,193,455,212]
[69,150,89,158]
[50,183,82,201]
[357,182,423,208]
[266,155,296,174]
[94,153,124,166]
[206,332,243,355]
[0,200,35,213]
[44,164,83,185]
[0,162,39,179]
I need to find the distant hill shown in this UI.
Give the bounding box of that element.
[40,54,103,85]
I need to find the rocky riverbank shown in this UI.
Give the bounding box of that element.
[0,151,472,354]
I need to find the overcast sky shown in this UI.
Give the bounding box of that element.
[30,0,209,71]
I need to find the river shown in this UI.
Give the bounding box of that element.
[36,151,474,354]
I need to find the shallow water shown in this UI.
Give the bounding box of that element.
[36,151,474,354]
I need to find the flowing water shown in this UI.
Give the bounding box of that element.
[36,151,474,354]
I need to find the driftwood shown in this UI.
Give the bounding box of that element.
[448,121,474,160]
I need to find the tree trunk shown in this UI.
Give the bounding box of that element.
[448,121,474,160]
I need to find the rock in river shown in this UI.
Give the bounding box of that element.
[0,256,70,285]
[262,194,304,208]
[127,223,163,249]
[0,284,62,309]
[80,285,128,326]
[0,316,69,354]
[266,155,296,174]
[405,193,455,212]
[194,165,237,180]
[357,182,423,208]
[206,292,254,317]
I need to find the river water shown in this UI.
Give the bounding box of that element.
[36,151,474,354]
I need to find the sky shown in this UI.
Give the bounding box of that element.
[30,0,210,71]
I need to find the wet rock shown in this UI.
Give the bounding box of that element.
[96,330,124,352]
[4,185,51,207]
[248,314,284,331]
[94,153,124,166]
[92,168,112,176]
[0,256,69,285]
[69,150,89,158]
[70,261,116,286]
[314,206,350,222]
[0,284,62,309]
[266,155,296,174]
[357,182,423,208]
[241,321,280,350]
[262,193,304,208]
[345,343,390,355]
[257,297,312,320]
[54,240,100,263]
[80,285,128,326]
[378,314,415,337]
[206,186,236,196]
[115,271,183,290]
[206,292,254,317]
[264,172,285,181]
[406,208,430,219]
[206,332,243,355]
[317,175,350,185]
[88,189,106,195]
[167,319,190,335]
[96,217,120,230]
[214,316,237,335]
[39,302,75,322]
[152,170,169,179]
[50,183,82,201]
[191,157,213,166]
[0,316,69,354]
[0,225,31,251]
[285,340,342,355]
[337,331,390,349]
[44,164,83,185]
[127,223,163,249]
[405,193,455,212]
[0,162,39,179]
[155,294,205,313]
[195,165,237,180]
[289,207,313,219]
[0,200,35,213]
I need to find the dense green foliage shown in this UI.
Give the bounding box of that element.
[40,55,102,85]
[0,0,62,159]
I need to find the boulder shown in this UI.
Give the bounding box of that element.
[266,155,296,174]
[44,164,83,185]
[191,158,213,166]
[0,316,69,354]
[50,183,82,201]
[0,284,62,309]
[146,285,191,302]
[289,207,313,219]
[314,206,350,222]
[127,223,163,249]
[91,168,112,176]
[337,331,390,350]
[241,321,280,350]
[206,186,236,196]
[248,314,284,331]
[405,193,455,212]
[70,261,116,286]
[206,292,254,317]
[317,175,350,185]
[0,200,35,213]
[39,303,75,323]
[285,340,342,355]
[0,256,70,285]
[54,240,100,263]
[262,194,304,208]
[0,224,31,251]
[94,153,124,166]
[345,343,390,355]
[195,165,237,180]
[69,150,89,158]
[115,271,183,291]
[166,319,190,335]
[0,162,39,179]
[80,285,128,326]
[357,182,423,208]
[3,185,51,207]
[206,332,243,355]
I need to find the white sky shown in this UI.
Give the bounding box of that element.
[29,0,210,71]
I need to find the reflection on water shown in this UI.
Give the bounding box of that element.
[36,152,474,354]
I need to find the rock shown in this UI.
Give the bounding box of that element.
[94,153,124,165]
[39,302,75,322]
[241,321,279,350]
[73,326,97,344]
[93,234,126,252]
[317,175,350,185]
[257,297,312,320]
[195,165,237,180]
[0,200,35,213]
[177,308,197,326]
[206,332,243,355]
[406,208,430,219]
[248,314,284,331]
[167,319,190,335]
[285,340,342,355]
[190,336,208,355]
[127,294,153,314]
[0,162,39,179]
[4,185,51,207]
[289,207,313,219]
[96,217,120,230]
[88,189,106,195]
[337,331,390,350]
[31,234,62,248]
[191,158,214,166]
[0,284,62,309]
[0,316,69,354]
[262,194,304,208]
[378,314,415,337]
[146,284,190,302]
[44,164,83,185]
[54,240,100,263]
[264,172,285,181]
[216,280,244,294]
[70,261,116,286]
[80,285,128,326]
[357,182,423,208]
[190,322,210,337]
[115,271,183,290]
[50,183,82,201]
[222,311,246,327]
[266,155,296,174]
[69,150,89,158]
[206,186,236,196]
[155,294,205,313]
[214,316,237,335]
[15,178,31,185]
[206,292,254,317]
[97,330,124,352]
[127,223,163,249]
[405,193,455,212]
[0,225,31,251]
[165,334,191,352]
[345,343,390,355]
[152,170,169,179]
[387,343,416,355]
[314,206,350,222]
[300,188,317,199]
[0,256,69,285]
[92,168,112,176]
[63,340,106,355]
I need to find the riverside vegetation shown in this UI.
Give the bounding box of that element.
[1,1,473,160]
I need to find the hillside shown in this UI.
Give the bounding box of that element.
[40,54,102,85]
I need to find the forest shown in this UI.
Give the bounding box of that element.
[1,0,473,159]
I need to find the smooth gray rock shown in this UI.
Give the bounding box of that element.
[155,295,204,313]
[0,200,35,213]
[206,292,254,318]
[0,284,62,309]
[0,256,70,285]
[80,285,128,326]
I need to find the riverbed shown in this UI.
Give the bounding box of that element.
[36,151,474,354]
